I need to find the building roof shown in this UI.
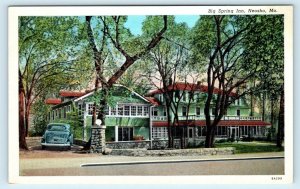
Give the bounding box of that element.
[59,91,87,97]
[153,120,271,127]
[145,97,160,106]
[147,82,237,97]
[45,98,62,105]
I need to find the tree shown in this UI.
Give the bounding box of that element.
[190,15,284,148]
[18,16,92,149]
[141,16,202,148]
[84,16,168,150]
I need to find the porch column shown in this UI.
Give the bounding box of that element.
[83,102,88,141]
[115,125,118,142]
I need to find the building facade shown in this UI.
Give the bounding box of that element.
[146,82,271,147]
[45,83,271,149]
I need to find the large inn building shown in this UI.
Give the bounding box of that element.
[45,83,271,148]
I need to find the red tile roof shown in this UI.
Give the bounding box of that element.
[147,82,237,97]
[45,98,62,105]
[59,91,86,97]
[145,97,160,106]
[153,120,271,127]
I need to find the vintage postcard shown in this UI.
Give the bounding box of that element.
[8,5,293,184]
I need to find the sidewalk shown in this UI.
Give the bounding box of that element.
[80,151,284,167]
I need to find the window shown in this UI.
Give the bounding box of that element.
[68,105,71,112]
[137,106,143,116]
[237,109,240,116]
[196,107,201,116]
[118,105,124,116]
[78,104,82,116]
[163,107,167,116]
[182,106,187,116]
[52,111,54,120]
[59,108,61,118]
[189,91,194,101]
[143,106,149,116]
[152,127,168,139]
[104,106,109,115]
[118,127,133,141]
[56,109,58,117]
[175,90,180,98]
[131,106,136,116]
[63,107,67,118]
[183,92,186,102]
[111,106,116,115]
[88,104,94,115]
[196,93,201,102]
[124,106,130,116]
[152,107,158,116]
[159,94,163,102]
[212,108,216,116]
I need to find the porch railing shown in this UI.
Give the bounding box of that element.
[177,115,262,121]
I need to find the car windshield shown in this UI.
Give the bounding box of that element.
[47,125,67,131]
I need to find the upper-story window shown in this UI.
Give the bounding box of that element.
[237,109,240,116]
[235,98,241,106]
[88,104,94,115]
[118,105,124,116]
[78,104,82,116]
[182,106,187,116]
[163,107,167,116]
[131,106,136,116]
[137,106,143,116]
[196,107,201,116]
[175,90,180,99]
[143,106,149,116]
[211,108,216,116]
[124,106,130,116]
[189,91,194,101]
[158,94,164,102]
[152,107,158,116]
[182,92,187,102]
[111,107,116,115]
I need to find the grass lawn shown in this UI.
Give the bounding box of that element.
[215,142,284,154]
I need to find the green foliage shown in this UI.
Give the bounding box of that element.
[215,142,284,154]
[30,99,51,136]
[53,104,84,139]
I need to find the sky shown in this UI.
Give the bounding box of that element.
[124,15,199,35]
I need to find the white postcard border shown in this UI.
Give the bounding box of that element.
[8,5,293,184]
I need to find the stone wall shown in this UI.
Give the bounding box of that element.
[106,140,150,149]
[110,147,235,156]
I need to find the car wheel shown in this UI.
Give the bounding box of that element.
[67,146,71,150]
[41,145,45,150]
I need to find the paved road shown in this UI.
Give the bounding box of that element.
[21,157,284,176]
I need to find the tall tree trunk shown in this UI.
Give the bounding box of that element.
[262,92,266,121]
[19,72,28,150]
[97,85,108,125]
[205,125,216,148]
[270,98,275,139]
[166,106,173,148]
[25,104,30,137]
[276,88,284,147]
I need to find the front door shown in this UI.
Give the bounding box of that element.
[229,127,239,140]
